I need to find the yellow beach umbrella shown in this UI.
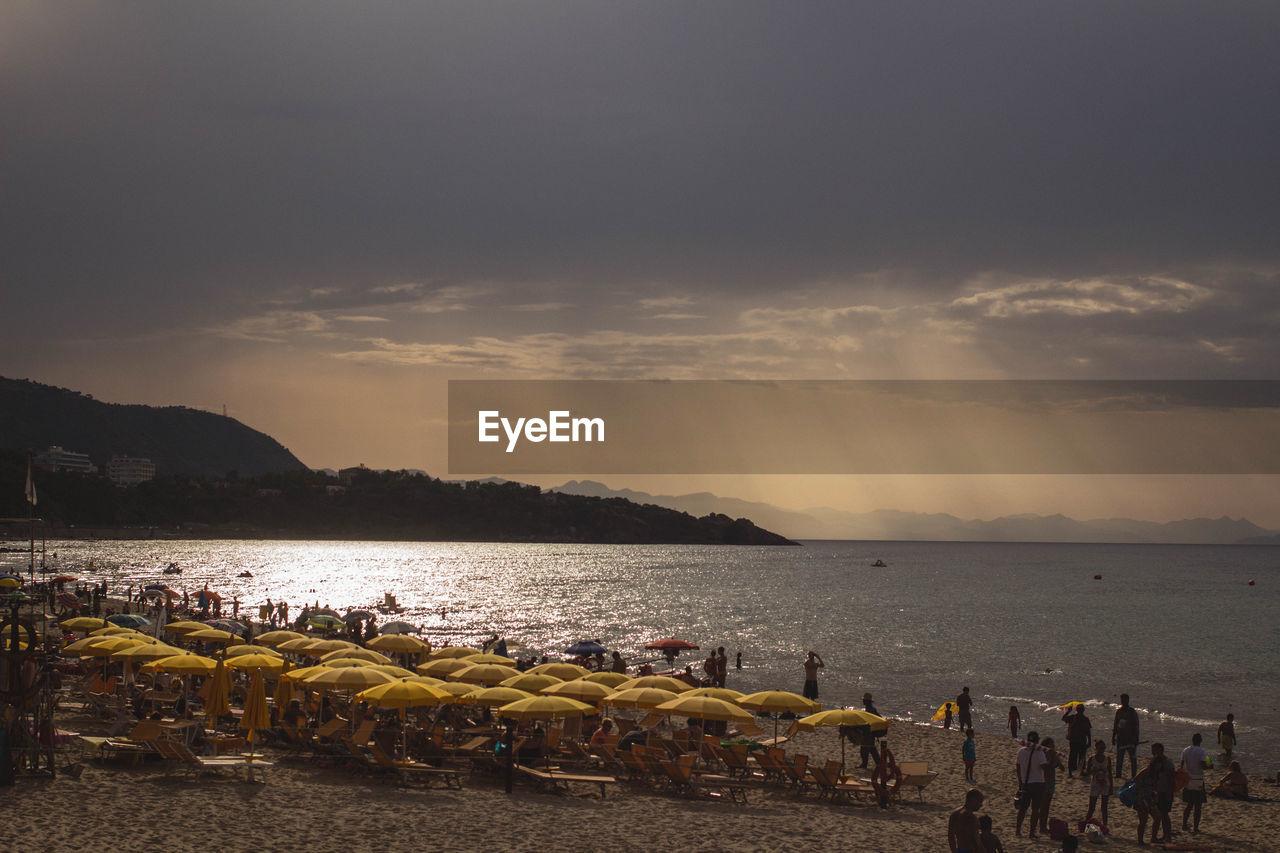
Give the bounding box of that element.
[274,671,295,709]
[627,675,694,694]
[366,634,429,654]
[684,686,745,703]
[465,653,517,667]
[432,681,481,699]
[60,617,108,632]
[254,630,306,646]
[67,635,150,657]
[276,637,325,655]
[226,653,288,674]
[461,686,534,708]
[319,657,376,669]
[111,643,186,662]
[143,654,218,675]
[304,639,359,656]
[527,662,591,680]
[185,628,245,645]
[302,667,396,691]
[281,664,330,682]
[655,695,755,725]
[205,657,232,718]
[497,695,594,723]
[540,680,616,704]
[89,626,143,637]
[365,664,416,678]
[1056,700,1086,712]
[796,708,891,773]
[448,663,519,686]
[737,690,820,715]
[581,672,634,688]
[163,620,210,635]
[356,679,454,760]
[320,647,390,664]
[428,646,482,660]
[603,687,681,710]
[417,657,473,677]
[498,673,564,693]
[399,675,445,686]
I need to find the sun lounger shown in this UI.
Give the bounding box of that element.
[516,764,616,798]
[658,755,750,804]
[809,759,875,803]
[152,738,273,781]
[897,760,938,802]
[367,743,465,788]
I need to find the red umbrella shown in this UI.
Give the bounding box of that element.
[644,638,700,651]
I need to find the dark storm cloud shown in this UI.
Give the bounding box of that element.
[2,2,1278,373]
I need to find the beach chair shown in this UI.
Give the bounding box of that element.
[314,717,346,742]
[152,737,258,780]
[713,745,757,779]
[897,761,939,802]
[516,764,617,798]
[809,759,873,803]
[781,753,813,792]
[700,735,725,771]
[616,746,656,785]
[367,743,465,788]
[660,755,750,804]
[751,748,790,784]
[557,738,597,769]
[351,719,376,747]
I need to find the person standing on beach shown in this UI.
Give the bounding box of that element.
[1082,738,1114,830]
[1015,731,1049,839]
[1063,705,1091,777]
[714,646,728,687]
[943,702,954,730]
[1217,713,1236,759]
[956,686,974,731]
[1145,743,1176,844]
[948,788,988,853]
[1111,693,1140,778]
[1009,705,1021,739]
[1180,733,1209,834]
[802,651,824,700]
[610,651,627,673]
[962,728,977,782]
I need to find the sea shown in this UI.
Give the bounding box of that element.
[7,538,1277,769]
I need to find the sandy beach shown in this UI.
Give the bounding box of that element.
[8,701,1278,853]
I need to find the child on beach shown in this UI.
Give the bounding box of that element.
[962,728,977,782]
[978,815,1006,853]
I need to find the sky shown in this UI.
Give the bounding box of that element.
[3,2,1279,526]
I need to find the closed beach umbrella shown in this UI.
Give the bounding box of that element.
[449,663,519,686]
[527,662,591,680]
[367,634,430,654]
[417,658,473,677]
[254,630,306,646]
[582,672,634,689]
[464,686,535,708]
[497,695,595,723]
[627,675,694,694]
[428,646,482,660]
[320,648,390,664]
[466,653,517,667]
[564,640,609,657]
[540,680,616,704]
[498,673,564,693]
[655,695,755,725]
[239,669,271,754]
[303,667,396,691]
[205,657,232,718]
[604,687,681,711]
[143,654,218,675]
[684,687,745,703]
[226,653,288,674]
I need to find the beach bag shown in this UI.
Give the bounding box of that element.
[1049,818,1069,841]
[1117,779,1137,808]
[1013,787,1029,809]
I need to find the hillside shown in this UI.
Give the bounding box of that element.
[0,377,307,478]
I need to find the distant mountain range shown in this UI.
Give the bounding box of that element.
[0,377,307,478]
[550,480,1278,544]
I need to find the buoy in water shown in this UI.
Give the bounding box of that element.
[1094,574,1102,580]
[1248,579,1255,585]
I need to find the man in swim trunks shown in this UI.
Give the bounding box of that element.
[948,788,988,853]
[1112,693,1140,779]
[956,686,974,731]
[1218,713,1236,759]
[802,651,824,700]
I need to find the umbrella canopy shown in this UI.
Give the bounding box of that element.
[448,663,520,686]
[603,687,681,710]
[302,667,396,691]
[162,620,210,635]
[320,648,391,664]
[684,686,745,702]
[184,628,245,645]
[365,664,416,678]
[254,630,306,646]
[564,640,609,657]
[206,657,232,717]
[930,702,958,722]
[466,653,517,667]
[89,626,144,637]
[417,658,474,677]
[226,653,288,674]
[317,658,375,668]
[111,643,187,662]
[205,618,246,633]
[60,617,108,631]
[527,662,591,680]
[498,673,564,693]
[367,634,430,654]
[239,669,271,748]
[105,613,151,629]
[655,695,754,725]
[276,637,326,654]
[497,695,595,723]
[431,681,482,699]
[223,645,283,659]
[737,690,821,715]
[399,675,445,686]
[143,654,218,675]
[463,686,535,708]
[796,708,892,772]
[378,621,419,635]
[627,675,694,694]
[356,679,454,709]
[345,610,376,621]
[280,664,331,682]
[307,614,346,631]
[311,607,341,618]
[582,672,634,688]
[428,646,482,660]
[644,637,699,652]
[66,636,150,657]
[540,680,616,704]
[304,639,360,656]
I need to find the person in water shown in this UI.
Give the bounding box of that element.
[801,651,824,700]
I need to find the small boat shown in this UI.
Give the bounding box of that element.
[376,592,405,614]
[871,559,887,567]
[238,571,253,578]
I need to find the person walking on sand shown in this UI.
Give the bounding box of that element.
[948,788,988,853]
[1180,733,1209,834]
[1217,713,1236,760]
[956,686,974,731]
[801,651,824,700]
[1112,693,1140,779]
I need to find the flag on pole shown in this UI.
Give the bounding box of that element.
[25,459,37,506]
